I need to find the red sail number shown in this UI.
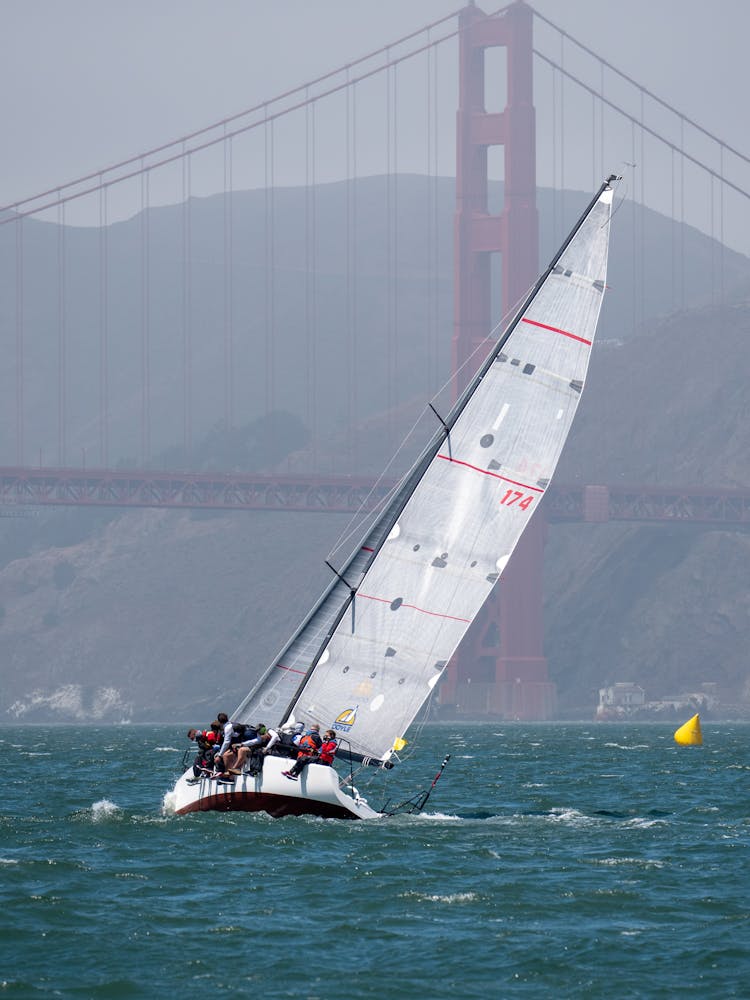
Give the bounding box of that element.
[500,489,535,511]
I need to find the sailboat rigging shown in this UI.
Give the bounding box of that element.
[166,175,618,820]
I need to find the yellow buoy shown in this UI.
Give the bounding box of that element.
[674,713,703,746]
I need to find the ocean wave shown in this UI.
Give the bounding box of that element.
[417,811,461,822]
[421,892,478,903]
[546,807,596,826]
[401,890,478,904]
[592,856,667,868]
[603,743,650,750]
[153,746,180,752]
[624,817,668,829]
[90,799,121,820]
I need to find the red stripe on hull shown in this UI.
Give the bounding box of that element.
[175,790,357,820]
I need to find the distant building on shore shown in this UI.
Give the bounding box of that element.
[596,681,718,720]
[597,682,645,719]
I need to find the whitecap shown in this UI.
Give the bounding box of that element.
[624,817,668,829]
[0,858,19,865]
[593,857,666,868]
[162,790,177,815]
[154,746,180,753]
[90,799,120,820]
[547,807,593,826]
[421,892,477,904]
[603,742,649,750]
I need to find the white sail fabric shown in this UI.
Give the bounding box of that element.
[235,183,614,762]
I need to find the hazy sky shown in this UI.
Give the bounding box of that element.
[2,1,748,246]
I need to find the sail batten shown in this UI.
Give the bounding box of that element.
[234,179,616,762]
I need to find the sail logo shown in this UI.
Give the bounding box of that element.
[334,706,358,732]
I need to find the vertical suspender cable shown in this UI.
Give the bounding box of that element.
[680,120,685,311]
[591,93,596,193]
[57,196,66,466]
[669,149,677,310]
[305,95,318,469]
[350,76,359,471]
[392,62,399,435]
[631,121,637,333]
[551,62,557,245]
[719,146,725,313]
[639,91,645,331]
[559,34,565,236]
[427,38,435,395]
[385,55,393,449]
[141,164,151,465]
[264,113,276,426]
[432,38,440,397]
[15,218,24,465]
[223,131,234,431]
[710,171,715,308]
[345,70,353,466]
[99,180,109,466]
[600,63,605,187]
[182,149,193,460]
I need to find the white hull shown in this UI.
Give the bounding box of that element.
[165,753,382,820]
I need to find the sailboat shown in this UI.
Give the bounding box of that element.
[166,175,617,820]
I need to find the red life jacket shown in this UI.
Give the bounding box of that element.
[319,739,337,765]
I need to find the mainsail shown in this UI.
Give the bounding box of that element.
[235,177,616,763]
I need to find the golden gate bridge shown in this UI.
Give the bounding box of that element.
[1,1,749,718]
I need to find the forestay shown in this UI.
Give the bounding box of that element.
[235,180,615,763]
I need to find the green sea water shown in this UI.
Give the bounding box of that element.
[1,722,748,998]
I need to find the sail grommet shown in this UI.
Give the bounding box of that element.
[390,597,403,611]
[480,434,494,448]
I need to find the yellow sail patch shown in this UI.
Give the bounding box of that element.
[392,737,408,753]
[674,713,703,746]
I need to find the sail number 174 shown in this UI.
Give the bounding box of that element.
[500,489,535,511]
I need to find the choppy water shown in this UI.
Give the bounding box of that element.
[1,723,748,998]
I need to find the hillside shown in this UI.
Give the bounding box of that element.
[1,178,748,469]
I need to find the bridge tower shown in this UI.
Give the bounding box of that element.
[442,0,555,719]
